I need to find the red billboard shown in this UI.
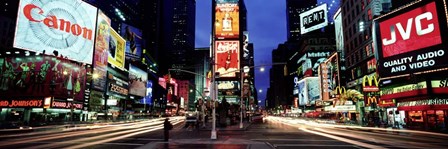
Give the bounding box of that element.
[215,40,240,78]
[379,1,441,58]
[375,0,448,78]
[0,56,87,101]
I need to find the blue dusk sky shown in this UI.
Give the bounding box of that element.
[195,0,287,106]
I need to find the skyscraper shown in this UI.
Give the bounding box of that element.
[286,0,316,42]
[158,0,196,80]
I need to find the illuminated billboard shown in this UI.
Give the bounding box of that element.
[300,3,328,34]
[319,53,340,101]
[108,29,126,69]
[92,10,110,91]
[375,0,448,78]
[243,31,249,59]
[215,40,240,77]
[121,23,143,61]
[140,81,153,105]
[215,2,239,39]
[298,79,307,106]
[0,56,87,101]
[216,0,238,4]
[298,77,321,106]
[13,0,97,64]
[129,64,148,97]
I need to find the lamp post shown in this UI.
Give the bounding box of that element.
[240,69,244,128]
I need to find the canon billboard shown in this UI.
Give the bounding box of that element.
[375,0,448,78]
[14,0,98,64]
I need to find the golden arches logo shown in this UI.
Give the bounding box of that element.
[366,96,378,106]
[333,86,346,95]
[362,75,379,92]
[332,86,346,107]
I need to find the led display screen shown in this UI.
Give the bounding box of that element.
[129,64,148,97]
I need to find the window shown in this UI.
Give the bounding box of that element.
[361,0,365,10]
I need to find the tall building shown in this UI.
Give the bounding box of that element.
[158,0,196,80]
[0,0,19,51]
[193,47,210,111]
[267,44,289,109]
[286,0,316,42]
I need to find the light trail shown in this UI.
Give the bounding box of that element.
[66,120,184,149]
[23,118,184,149]
[299,127,386,149]
[0,117,182,147]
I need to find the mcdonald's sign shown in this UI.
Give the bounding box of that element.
[332,86,346,96]
[362,75,379,92]
[365,96,378,106]
[332,86,346,107]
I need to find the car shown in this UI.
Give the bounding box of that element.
[185,112,198,128]
[251,114,264,123]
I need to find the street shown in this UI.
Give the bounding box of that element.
[1,116,447,149]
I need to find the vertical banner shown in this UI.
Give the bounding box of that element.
[215,1,240,39]
[243,31,249,60]
[108,29,126,69]
[319,53,339,101]
[93,10,111,91]
[215,40,240,77]
[307,77,321,105]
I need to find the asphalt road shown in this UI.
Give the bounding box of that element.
[0,116,447,149]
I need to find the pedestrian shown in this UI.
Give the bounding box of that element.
[163,118,173,141]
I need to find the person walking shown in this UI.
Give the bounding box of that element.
[163,118,173,141]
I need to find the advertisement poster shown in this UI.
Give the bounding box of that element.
[13,0,97,64]
[108,73,129,97]
[0,56,86,101]
[379,2,441,58]
[108,29,126,69]
[307,77,321,105]
[243,31,249,59]
[215,2,239,39]
[320,53,339,101]
[300,3,328,34]
[376,1,448,78]
[129,64,148,97]
[298,79,307,106]
[140,81,153,105]
[92,10,110,91]
[121,23,143,60]
[215,41,240,77]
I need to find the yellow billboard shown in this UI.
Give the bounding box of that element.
[215,3,239,39]
[108,29,126,69]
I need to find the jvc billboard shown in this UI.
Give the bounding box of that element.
[374,0,448,78]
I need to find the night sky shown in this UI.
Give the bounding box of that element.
[195,0,287,107]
